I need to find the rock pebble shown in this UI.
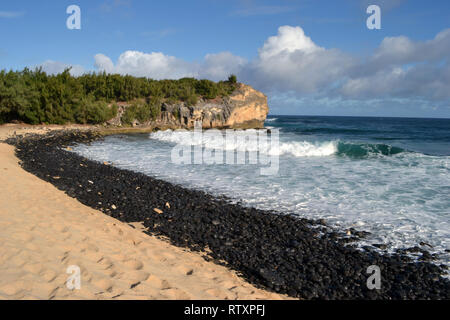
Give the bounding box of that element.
[7,131,450,300]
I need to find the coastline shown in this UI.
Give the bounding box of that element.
[0,125,286,300]
[3,126,449,299]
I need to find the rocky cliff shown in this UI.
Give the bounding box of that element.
[108,83,269,130]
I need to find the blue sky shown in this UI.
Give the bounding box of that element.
[1,0,449,118]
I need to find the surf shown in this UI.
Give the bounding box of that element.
[149,129,407,158]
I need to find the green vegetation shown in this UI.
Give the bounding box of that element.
[121,99,162,126]
[172,108,180,121]
[0,68,237,125]
[228,74,237,84]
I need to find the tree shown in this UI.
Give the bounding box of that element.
[0,68,236,125]
[228,74,237,84]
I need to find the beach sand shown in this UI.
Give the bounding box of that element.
[0,124,286,300]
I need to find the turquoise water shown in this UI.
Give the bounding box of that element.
[73,116,450,266]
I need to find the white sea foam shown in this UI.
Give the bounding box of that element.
[73,133,450,270]
[276,140,337,157]
[150,130,337,157]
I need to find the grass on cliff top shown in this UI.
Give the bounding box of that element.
[0,68,238,125]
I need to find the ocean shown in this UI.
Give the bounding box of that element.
[73,115,450,267]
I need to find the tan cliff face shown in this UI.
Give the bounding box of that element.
[108,83,269,129]
[223,83,269,128]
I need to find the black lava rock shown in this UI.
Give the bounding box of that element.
[6,130,450,300]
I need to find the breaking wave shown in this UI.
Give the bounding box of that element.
[149,130,408,158]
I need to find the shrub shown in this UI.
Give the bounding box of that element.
[74,97,117,124]
[0,68,236,125]
[149,98,162,120]
[185,93,198,106]
[195,80,219,99]
[228,74,237,84]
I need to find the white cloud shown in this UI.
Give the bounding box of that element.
[40,60,85,77]
[341,28,450,100]
[259,26,320,59]
[228,25,450,102]
[94,50,246,81]
[372,36,416,64]
[371,29,450,67]
[94,54,114,73]
[199,52,247,81]
[40,25,449,110]
[94,50,197,79]
[245,26,354,94]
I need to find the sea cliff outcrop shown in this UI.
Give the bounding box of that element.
[107,83,269,129]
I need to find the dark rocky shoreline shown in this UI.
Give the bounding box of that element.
[6,130,450,299]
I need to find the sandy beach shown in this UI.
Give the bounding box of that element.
[0,124,285,300]
[2,124,449,300]
[1,1,449,303]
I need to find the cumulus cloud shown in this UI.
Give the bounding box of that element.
[371,29,450,67]
[341,28,450,100]
[199,52,247,81]
[85,25,450,105]
[36,24,450,116]
[40,60,85,76]
[245,26,354,94]
[94,54,114,73]
[94,50,246,81]
[94,51,197,79]
[259,26,319,58]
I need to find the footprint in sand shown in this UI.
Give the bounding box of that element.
[96,257,114,270]
[24,242,41,252]
[78,242,99,253]
[122,259,143,270]
[160,288,191,300]
[31,282,60,299]
[23,263,44,275]
[205,287,229,298]
[91,278,113,292]
[109,253,128,261]
[119,270,150,283]
[10,253,28,268]
[11,232,34,242]
[145,275,171,290]
[0,280,29,296]
[82,250,103,263]
[53,225,69,233]
[40,269,58,282]
[175,265,195,276]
